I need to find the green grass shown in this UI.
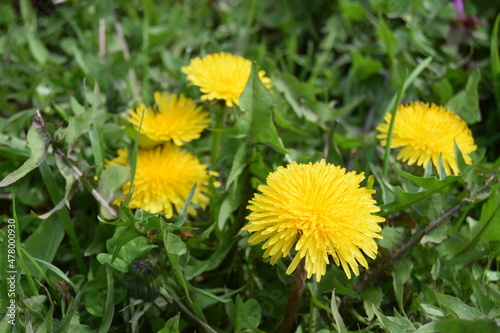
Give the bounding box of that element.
[1,0,500,332]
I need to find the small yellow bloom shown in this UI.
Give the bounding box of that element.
[242,160,384,282]
[376,102,477,175]
[107,144,219,217]
[127,92,210,146]
[181,52,271,107]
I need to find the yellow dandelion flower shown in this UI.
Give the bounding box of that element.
[106,147,129,167]
[242,160,384,282]
[376,102,477,176]
[108,144,219,217]
[181,52,271,107]
[127,92,210,146]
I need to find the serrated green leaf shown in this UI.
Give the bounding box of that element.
[55,108,95,147]
[414,319,498,333]
[372,306,414,333]
[239,65,288,154]
[0,115,50,187]
[446,70,481,124]
[434,291,484,319]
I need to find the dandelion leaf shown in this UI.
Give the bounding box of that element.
[0,115,50,187]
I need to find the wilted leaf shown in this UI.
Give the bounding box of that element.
[0,115,50,187]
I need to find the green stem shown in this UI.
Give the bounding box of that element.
[211,108,224,163]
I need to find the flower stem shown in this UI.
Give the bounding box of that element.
[211,108,224,163]
[278,259,306,333]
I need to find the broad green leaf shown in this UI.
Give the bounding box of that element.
[226,141,249,188]
[96,254,128,273]
[362,288,383,320]
[70,96,86,116]
[420,302,447,318]
[158,313,180,333]
[161,219,192,301]
[352,52,383,81]
[111,228,140,262]
[271,72,320,121]
[218,177,245,230]
[165,232,187,255]
[97,165,129,218]
[446,70,481,124]
[470,275,494,315]
[85,290,105,317]
[28,36,50,65]
[331,291,347,333]
[377,15,397,59]
[0,115,50,187]
[234,295,262,331]
[414,319,498,333]
[340,0,366,21]
[67,314,94,333]
[392,258,413,312]
[410,22,437,57]
[23,216,65,279]
[165,252,191,302]
[434,292,484,319]
[85,223,114,256]
[477,184,500,242]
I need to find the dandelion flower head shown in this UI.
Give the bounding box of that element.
[181,52,271,107]
[376,102,477,176]
[107,144,219,217]
[242,160,384,282]
[127,92,210,146]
